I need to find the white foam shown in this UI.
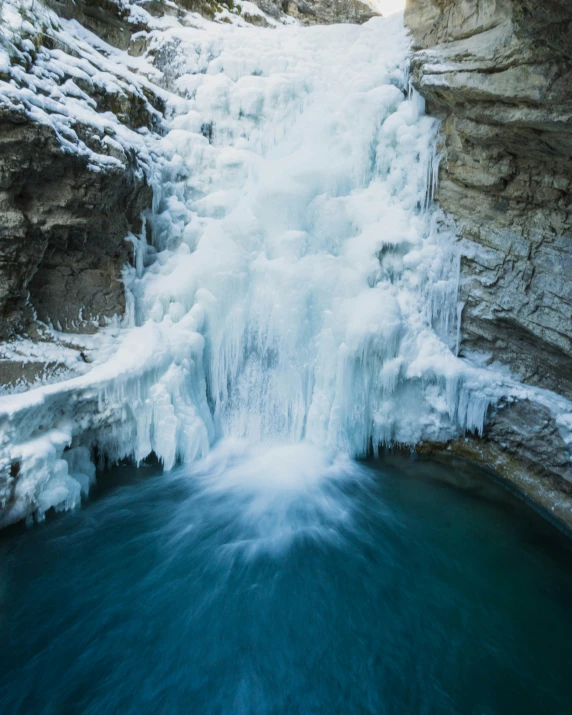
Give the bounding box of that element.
[168,439,371,557]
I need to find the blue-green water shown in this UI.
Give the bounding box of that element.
[1,441,571,714]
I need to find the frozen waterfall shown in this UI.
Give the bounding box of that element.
[131,15,488,458]
[0,12,502,525]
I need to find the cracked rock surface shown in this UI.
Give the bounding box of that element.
[406,0,572,499]
[252,0,376,25]
[406,0,572,397]
[0,109,152,337]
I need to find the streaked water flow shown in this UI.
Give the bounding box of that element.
[1,445,571,714]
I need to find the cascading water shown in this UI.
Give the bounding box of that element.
[0,11,502,524]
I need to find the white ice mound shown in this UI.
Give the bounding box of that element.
[0,12,507,526]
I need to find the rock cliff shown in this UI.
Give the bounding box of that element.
[0,0,165,386]
[0,108,152,339]
[45,0,376,32]
[406,0,572,509]
[252,0,375,25]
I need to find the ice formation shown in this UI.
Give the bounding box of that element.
[1,1,568,525]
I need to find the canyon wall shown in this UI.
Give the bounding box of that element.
[406,0,572,505]
[0,1,166,346]
[0,109,151,340]
[251,0,375,25]
[43,0,376,34]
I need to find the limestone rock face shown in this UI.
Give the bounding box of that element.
[406,0,572,494]
[406,0,572,396]
[45,0,146,48]
[486,399,572,492]
[46,0,377,33]
[0,110,151,337]
[0,0,165,341]
[253,0,376,25]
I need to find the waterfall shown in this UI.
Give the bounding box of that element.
[0,13,501,525]
[114,14,489,464]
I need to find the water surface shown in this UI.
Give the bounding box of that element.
[1,442,571,714]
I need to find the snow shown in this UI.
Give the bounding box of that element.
[0,0,168,176]
[0,1,571,525]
